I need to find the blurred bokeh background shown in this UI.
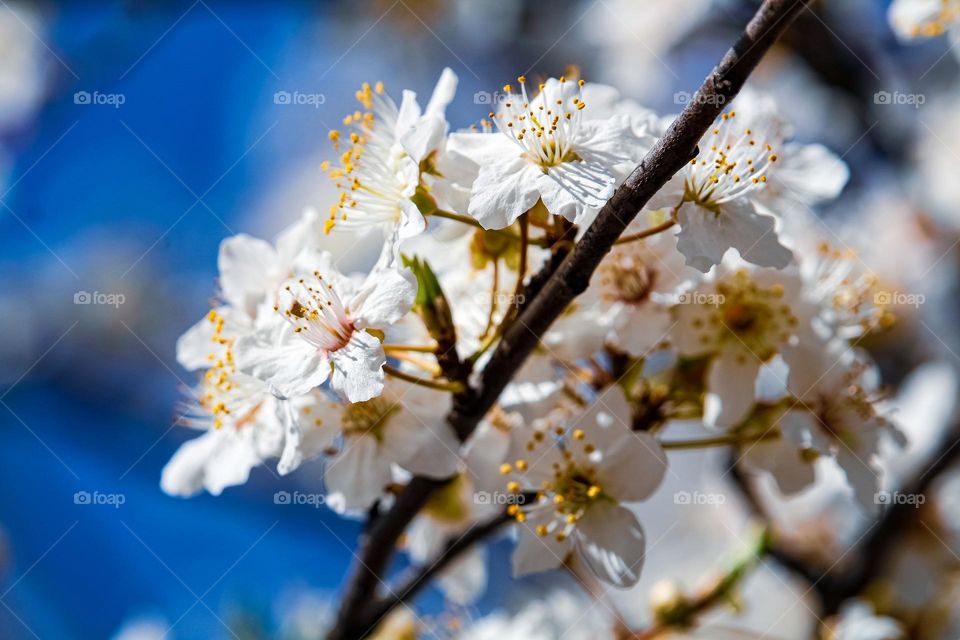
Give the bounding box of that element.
[2,1,959,638]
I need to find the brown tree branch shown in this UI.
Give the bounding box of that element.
[328,1,812,637]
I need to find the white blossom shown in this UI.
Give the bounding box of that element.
[743,339,904,511]
[163,308,327,495]
[649,91,846,272]
[308,376,459,514]
[321,68,458,240]
[670,265,816,429]
[234,246,415,403]
[503,387,667,587]
[449,76,652,229]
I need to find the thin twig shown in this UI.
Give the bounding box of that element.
[614,218,677,245]
[383,364,464,393]
[382,344,439,353]
[660,431,779,450]
[511,213,529,316]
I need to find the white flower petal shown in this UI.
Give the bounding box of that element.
[467,158,542,229]
[329,330,386,402]
[351,258,416,328]
[575,502,646,588]
[395,89,422,137]
[597,432,667,502]
[705,347,761,429]
[425,67,458,117]
[399,420,461,479]
[740,436,816,496]
[438,545,487,605]
[773,142,849,205]
[511,515,571,577]
[463,420,513,494]
[160,430,261,497]
[218,234,279,316]
[234,318,331,398]
[537,161,615,223]
[646,175,686,210]
[401,115,447,164]
[176,309,225,371]
[576,114,653,169]
[675,199,792,273]
[276,400,304,476]
[837,449,882,514]
[446,131,516,167]
[275,207,322,265]
[325,436,393,514]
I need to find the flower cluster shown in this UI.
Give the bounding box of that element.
[163,69,904,600]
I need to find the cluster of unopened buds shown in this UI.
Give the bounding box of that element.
[162,67,905,598]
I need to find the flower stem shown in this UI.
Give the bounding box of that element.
[383,364,464,393]
[429,208,483,227]
[511,214,529,315]
[383,343,439,353]
[659,431,779,450]
[614,218,677,245]
[481,258,500,340]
